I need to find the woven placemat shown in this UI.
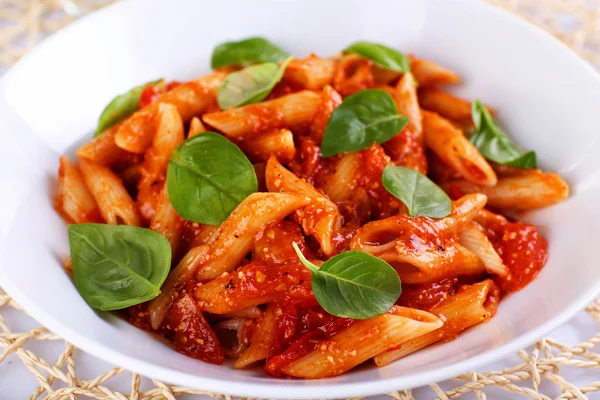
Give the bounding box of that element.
[1,0,600,399]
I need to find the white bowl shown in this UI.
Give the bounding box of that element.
[1,0,600,398]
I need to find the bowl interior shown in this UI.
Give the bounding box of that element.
[1,0,600,398]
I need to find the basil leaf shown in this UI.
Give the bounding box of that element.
[470,100,537,169]
[321,89,408,157]
[68,224,171,311]
[344,41,410,73]
[217,56,294,110]
[211,37,289,69]
[293,243,401,320]
[167,132,257,225]
[95,79,163,137]
[382,165,451,218]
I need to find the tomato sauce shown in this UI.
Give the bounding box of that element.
[265,301,354,377]
[382,129,427,174]
[485,221,548,295]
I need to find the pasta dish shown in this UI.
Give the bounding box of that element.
[54,38,569,378]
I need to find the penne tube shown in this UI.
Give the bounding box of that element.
[442,172,570,211]
[332,54,375,97]
[308,85,342,143]
[235,304,278,368]
[76,124,131,167]
[423,110,497,187]
[55,156,102,224]
[194,192,311,281]
[188,116,207,137]
[115,69,230,153]
[321,153,361,202]
[149,184,181,256]
[148,245,208,330]
[383,72,427,173]
[138,103,185,220]
[419,87,473,121]
[410,57,461,87]
[77,157,142,226]
[202,90,321,137]
[374,280,499,366]
[351,195,486,284]
[279,307,442,378]
[194,262,311,314]
[284,56,336,90]
[241,129,296,164]
[434,193,488,235]
[266,157,341,256]
[458,222,508,277]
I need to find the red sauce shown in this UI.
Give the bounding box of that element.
[485,221,548,295]
[383,128,427,174]
[266,79,304,100]
[265,303,354,377]
[166,292,225,364]
[139,86,160,108]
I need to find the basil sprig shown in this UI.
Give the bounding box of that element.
[211,37,289,69]
[167,132,257,225]
[68,224,171,311]
[470,100,537,169]
[344,41,410,73]
[292,243,401,320]
[95,79,163,136]
[382,165,452,218]
[217,56,294,110]
[321,89,408,157]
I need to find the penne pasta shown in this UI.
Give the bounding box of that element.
[76,124,131,167]
[148,245,208,330]
[194,262,311,314]
[55,156,102,224]
[277,307,442,378]
[443,171,570,211]
[422,110,497,187]
[419,87,473,121]
[77,157,142,226]
[374,280,499,366]
[194,192,311,281]
[235,303,278,368]
[284,55,336,90]
[202,90,321,137]
[383,72,426,173]
[115,69,230,153]
[149,184,181,256]
[241,129,296,164]
[321,153,361,202]
[138,103,185,220]
[266,157,341,256]
[410,57,461,87]
[188,116,207,137]
[333,54,375,96]
[458,222,508,277]
[308,85,342,143]
[351,195,487,284]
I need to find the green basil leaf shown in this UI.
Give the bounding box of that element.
[217,56,294,110]
[321,89,408,157]
[470,100,537,169]
[211,37,289,69]
[293,243,401,320]
[68,224,171,311]
[95,79,163,137]
[344,41,410,72]
[382,165,451,218]
[167,132,257,225]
